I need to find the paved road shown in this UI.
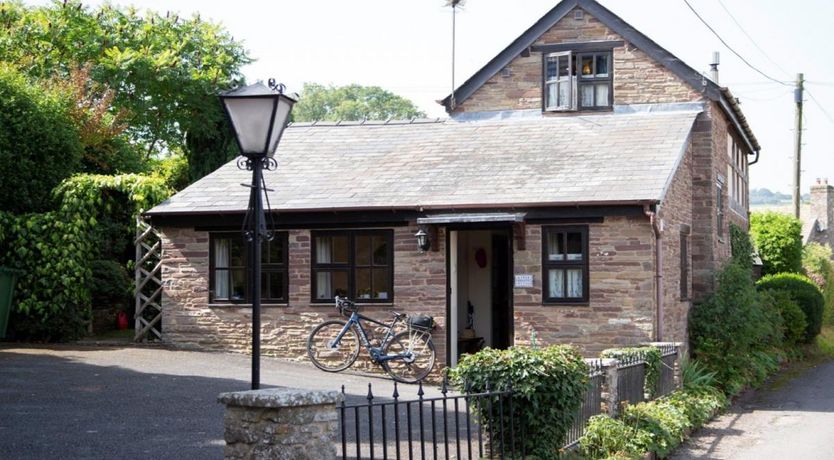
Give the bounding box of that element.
[672,359,834,460]
[0,344,449,460]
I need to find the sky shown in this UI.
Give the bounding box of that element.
[23,0,834,195]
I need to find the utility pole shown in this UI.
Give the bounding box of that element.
[793,73,804,219]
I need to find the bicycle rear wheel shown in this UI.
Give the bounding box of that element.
[307,320,360,372]
[381,329,436,383]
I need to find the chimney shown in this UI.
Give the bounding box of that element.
[810,178,834,233]
[709,51,720,85]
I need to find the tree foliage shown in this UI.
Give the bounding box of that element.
[292,83,426,122]
[750,212,803,276]
[0,64,83,213]
[0,1,249,167]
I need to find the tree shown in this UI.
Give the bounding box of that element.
[750,212,803,276]
[0,64,83,213]
[0,1,249,169]
[293,83,426,122]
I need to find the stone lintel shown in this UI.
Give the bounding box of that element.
[218,387,343,409]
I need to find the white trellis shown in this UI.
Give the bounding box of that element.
[134,217,162,341]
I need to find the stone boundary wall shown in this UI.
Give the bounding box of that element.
[218,387,343,460]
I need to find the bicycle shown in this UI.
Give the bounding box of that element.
[306,297,437,383]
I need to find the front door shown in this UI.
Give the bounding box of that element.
[448,228,513,366]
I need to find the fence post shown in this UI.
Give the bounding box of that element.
[599,358,620,417]
[218,387,343,460]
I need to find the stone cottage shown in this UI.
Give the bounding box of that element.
[145,0,760,368]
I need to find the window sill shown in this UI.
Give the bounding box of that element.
[543,301,589,307]
[309,301,395,307]
[208,303,289,308]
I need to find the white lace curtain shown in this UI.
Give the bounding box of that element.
[214,238,230,299]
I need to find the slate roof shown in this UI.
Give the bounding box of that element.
[146,110,700,216]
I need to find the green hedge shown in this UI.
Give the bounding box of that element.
[757,273,823,342]
[600,347,662,398]
[759,288,806,346]
[449,345,588,459]
[750,212,803,276]
[580,389,726,459]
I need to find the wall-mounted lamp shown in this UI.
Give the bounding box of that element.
[415,226,431,252]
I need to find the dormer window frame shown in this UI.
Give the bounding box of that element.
[537,41,619,113]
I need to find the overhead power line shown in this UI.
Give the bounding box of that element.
[715,0,791,79]
[682,0,790,86]
[805,87,834,125]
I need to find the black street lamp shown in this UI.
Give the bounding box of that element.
[220,80,296,390]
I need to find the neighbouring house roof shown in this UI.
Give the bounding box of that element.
[439,0,760,155]
[146,109,700,217]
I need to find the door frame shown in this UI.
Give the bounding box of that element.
[445,224,515,368]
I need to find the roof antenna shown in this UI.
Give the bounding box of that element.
[445,0,465,111]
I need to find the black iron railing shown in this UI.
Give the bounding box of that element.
[656,345,678,397]
[616,354,646,407]
[564,359,606,449]
[339,380,522,460]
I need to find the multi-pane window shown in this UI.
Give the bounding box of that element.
[542,226,589,303]
[312,230,393,302]
[716,182,725,238]
[544,51,612,111]
[210,233,288,303]
[727,134,748,211]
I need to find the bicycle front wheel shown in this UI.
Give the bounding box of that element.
[307,320,360,372]
[381,329,436,383]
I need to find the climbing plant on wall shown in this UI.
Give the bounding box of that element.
[0,173,170,341]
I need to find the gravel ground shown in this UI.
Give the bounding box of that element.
[672,359,834,460]
[0,344,449,460]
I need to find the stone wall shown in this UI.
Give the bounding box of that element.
[512,217,656,355]
[161,224,448,370]
[453,6,703,114]
[218,388,341,460]
[658,139,694,344]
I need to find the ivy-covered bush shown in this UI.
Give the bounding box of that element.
[449,345,588,459]
[0,64,83,213]
[600,347,662,398]
[690,261,779,395]
[750,212,803,276]
[0,173,169,341]
[757,273,824,342]
[730,223,754,269]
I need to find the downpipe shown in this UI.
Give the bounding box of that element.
[644,204,664,342]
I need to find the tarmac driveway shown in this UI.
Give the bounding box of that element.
[0,344,442,460]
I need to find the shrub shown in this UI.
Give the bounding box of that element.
[90,259,131,308]
[579,415,648,460]
[760,288,806,346]
[622,400,689,458]
[730,223,754,269]
[600,347,662,398]
[757,273,824,342]
[802,243,834,325]
[664,389,726,427]
[690,261,774,394]
[449,345,588,459]
[750,212,803,276]
[680,357,718,392]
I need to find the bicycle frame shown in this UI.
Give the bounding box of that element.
[332,311,411,363]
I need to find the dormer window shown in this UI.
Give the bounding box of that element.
[544,50,613,111]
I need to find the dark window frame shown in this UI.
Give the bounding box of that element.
[716,182,725,239]
[311,229,394,304]
[542,49,613,112]
[208,232,289,304]
[680,231,690,300]
[541,225,590,304]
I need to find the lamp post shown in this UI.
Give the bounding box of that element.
[220,80,296,390]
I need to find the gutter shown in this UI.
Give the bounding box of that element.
[644,204,664,342]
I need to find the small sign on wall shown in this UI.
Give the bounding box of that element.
[514,274,534,288]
